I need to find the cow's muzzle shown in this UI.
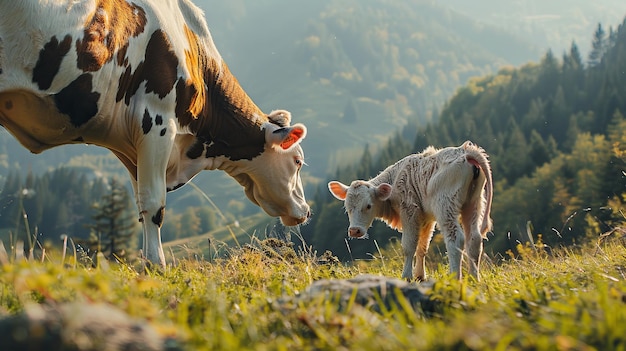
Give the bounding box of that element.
[280,209,311,227]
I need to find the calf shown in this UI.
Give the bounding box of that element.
[328,141,493,281]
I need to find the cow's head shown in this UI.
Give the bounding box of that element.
[328,180,392,239]
[234,120,310,226]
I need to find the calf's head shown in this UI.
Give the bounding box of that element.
[234,121,310,226]
[328,180,392,239]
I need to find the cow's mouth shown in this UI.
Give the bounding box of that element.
[280,214,307,227]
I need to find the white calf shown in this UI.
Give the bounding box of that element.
[329,141,493,281]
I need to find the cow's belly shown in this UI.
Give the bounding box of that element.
[0,90,84,153]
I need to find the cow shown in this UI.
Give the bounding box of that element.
[0,0,311,268]
[328,141,493,281]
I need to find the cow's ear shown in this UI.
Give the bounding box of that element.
[328,181,349,200]
[267,123,307,150]
[268,109,292,127]
[375,183,392,201]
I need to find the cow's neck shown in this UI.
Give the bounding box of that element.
[186,61,269,160]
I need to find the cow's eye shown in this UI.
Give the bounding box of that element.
[366,204,372,210]
[295,157,305,167]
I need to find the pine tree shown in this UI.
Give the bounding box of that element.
[86,178,139,262]
[588,23,607,66]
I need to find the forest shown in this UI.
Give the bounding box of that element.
[305,19,626,260]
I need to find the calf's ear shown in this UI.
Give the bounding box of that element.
[375,183,392,201]
[267,123,307,150]
[328,181,349,200]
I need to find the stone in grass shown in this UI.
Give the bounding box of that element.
[0,302,182,351]
[300,274,438,315]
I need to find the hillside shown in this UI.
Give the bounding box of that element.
[307,15,626,260]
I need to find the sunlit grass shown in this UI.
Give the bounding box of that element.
[0,237,624,350]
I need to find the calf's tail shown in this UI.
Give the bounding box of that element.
[463,141,493,237]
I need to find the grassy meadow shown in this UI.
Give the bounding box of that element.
[0,234,625,350]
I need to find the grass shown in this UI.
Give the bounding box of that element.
[0,236,625,350]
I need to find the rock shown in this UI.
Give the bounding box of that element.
[0,303,182,351]
[298,274,437,315]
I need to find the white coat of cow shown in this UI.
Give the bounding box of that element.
[0,0,311,268]
[328,141,493,281]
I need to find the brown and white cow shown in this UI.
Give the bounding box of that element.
[0,0,310,268]
[328,141,493,281]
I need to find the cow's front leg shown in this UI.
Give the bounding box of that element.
[400,227,418,281]
[135,115,176,269]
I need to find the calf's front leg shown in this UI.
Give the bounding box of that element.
[414,221,436,281]
[400,228,418,281]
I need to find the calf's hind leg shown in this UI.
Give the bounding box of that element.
[461,205,484,280]
[438,213,464,280]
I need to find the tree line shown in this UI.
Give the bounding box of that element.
[302,18,626,260]
[0,168,219,261]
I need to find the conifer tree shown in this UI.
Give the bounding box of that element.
[86,178,139,262]
[588,23,607,66]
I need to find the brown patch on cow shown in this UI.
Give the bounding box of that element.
[76,0,147,72]
[116,43,129,66]
[181,25,207,119]
[182,60,268,161]
[116,30,179,105]
[172,28,277,161]
[174,77,198,127]
[32,35,72,90]
[213,61,265,124]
